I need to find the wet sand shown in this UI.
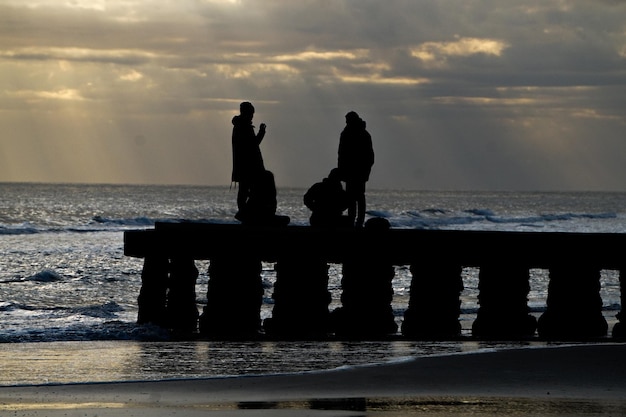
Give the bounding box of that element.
[0,343,624,416]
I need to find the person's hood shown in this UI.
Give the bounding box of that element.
[232,115,252,126]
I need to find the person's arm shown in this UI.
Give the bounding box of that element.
[366,132,374,167]
[256,123,266,144]
[303,183,319,211]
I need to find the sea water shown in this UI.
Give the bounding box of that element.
[0,183,624,385]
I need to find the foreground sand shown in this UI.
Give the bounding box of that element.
[0,343,625,416]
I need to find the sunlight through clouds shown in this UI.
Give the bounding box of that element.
[119,70,144,82]
[199,0,241,4]
[0,47,160,64]
[7,89,86,102]
[274,50,370,62]
[411,37,509,67]
[0,1,625,190]
[2,0,105,9]
[571,109,624,121]
[338,75,430,86]
[214,63,299,79]
[432,96,536,106]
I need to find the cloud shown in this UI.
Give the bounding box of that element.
[411,37,509,67]
[7,89,86,101]
[274,50,369,62]
[118,69,144,82]
[0,47,159,65]
[0,1,625,190]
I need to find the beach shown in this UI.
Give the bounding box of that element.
[1,343,624,416]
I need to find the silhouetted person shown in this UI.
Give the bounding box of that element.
[235,170,290,226]
[231,101,266,217]
[338,111,374,228]
[303,168,352,228]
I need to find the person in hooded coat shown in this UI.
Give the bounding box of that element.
[303,168,352,228]
[231,101,266,214]
[235,170,289,227]
[337,111,374,228]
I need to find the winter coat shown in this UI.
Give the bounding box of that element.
[304,177,349,217]
[231,115,265,183]
[337,119,374,183]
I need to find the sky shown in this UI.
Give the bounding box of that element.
[1,0,625,191]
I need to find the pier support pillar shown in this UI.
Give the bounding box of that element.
[331,217,398,338]
[331,257,397,338]
[199,255,263,338]
[472,263,537,339]
[264,255,331,339]
[538,264,607,339]
[166,258,199,334]
[137,256,169,327]
[402,262,463,339]
[612,268,626,338]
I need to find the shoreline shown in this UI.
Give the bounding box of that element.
[0,342,624,416]
[0,338,611,387]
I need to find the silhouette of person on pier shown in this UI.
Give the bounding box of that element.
[235,169,290,227]
[337,111,374,228]
[303,168,352,228]
[231,101,267,217]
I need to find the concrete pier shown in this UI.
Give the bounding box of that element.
[124,222,626,340]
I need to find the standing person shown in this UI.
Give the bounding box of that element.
[231,101,266,216]
[337,111,374,228]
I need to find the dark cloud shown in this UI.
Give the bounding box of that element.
[0,0,625,190]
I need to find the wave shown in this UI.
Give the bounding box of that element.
[0,223,40,235]
[376,209,619,231]
[0,322,169,344]
[0,270,64,284]
[90,215,241,227]
[0,216,240,235]
[91,215,156,226]
[485,212,616,225]
[0,300,160,343]
[0,209,622,238]
[26,269,64,282]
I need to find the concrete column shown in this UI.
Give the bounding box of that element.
[264,255,331,339]
[538,264,608,339]
[611,268,626,338]
[136,256,169,327]
[472,263,537,339]
[331,256,398,338]
[402,262,463,339]
[199,255,263,338]
[166,257,199,334]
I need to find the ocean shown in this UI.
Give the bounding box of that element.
[0,183,624,386]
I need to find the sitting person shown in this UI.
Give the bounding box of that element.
[303,168,352,228]
[235,170,290,226]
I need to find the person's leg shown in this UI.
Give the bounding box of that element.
[345,181,357,226]
[355,181,366,228]
[237,180,250,211]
